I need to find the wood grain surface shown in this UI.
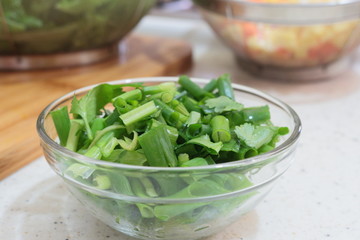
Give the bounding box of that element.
[0,34,192,180]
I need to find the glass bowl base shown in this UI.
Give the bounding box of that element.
[0,43,119,71]
[236,55,354,82]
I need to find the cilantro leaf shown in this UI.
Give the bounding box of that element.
[205,96,243,113]
[220,139,240,152]
[70,84,121,140]
[234,123,275,149]
[186,134,223,155]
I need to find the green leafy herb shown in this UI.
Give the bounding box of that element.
[205,96,243,113]
[0,0,156,54]
[70,84,120,140]
[234,123,275,149]
[185,135,223,155]
[50,74,290,235]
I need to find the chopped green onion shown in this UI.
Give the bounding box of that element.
[154,99,187,128]
[50,106,70,146]
[143,82,176,95]
[49,74,291,230]
[210,115,231,143]
[203,79,218,93]
[93,175,111,190]
[149,119,178,146]
[101,137,118,158]
[137,204,154,218]
[65,119,84,152]
[180,157,208,167]
[120,101,158,127]
[112,89,142,102]
[178,153,190,165]
[84,145,102,159]
[65,163,95,179]
[242,105,271,124]
[217,74,234,100]
[118,131,139,151]
[88,124,125,149]
[138,125,178,167]
[169,99,190,116]
[178,75,212,100]
[181,96,202,113]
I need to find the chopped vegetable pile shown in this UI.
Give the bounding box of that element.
[202,2,359,68]
[51,74,289,167]
[0,0,154,54]
[47,75,292,235]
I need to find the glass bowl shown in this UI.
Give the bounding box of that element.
[0,0,155,69]
[193,0,360,81]
[37,77,301,240]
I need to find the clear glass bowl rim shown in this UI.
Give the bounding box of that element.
[194,0,360,24]
[214,0,360,6]
[36,77,302,172]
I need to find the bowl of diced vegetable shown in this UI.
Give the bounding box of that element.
[0,0,155,70]
[37,75,301,240]
[193,0,360,81]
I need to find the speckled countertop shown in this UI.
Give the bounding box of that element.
[1,15,360,240]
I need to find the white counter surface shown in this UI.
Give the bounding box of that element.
[1,15,360,240]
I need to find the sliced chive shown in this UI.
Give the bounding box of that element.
[154,99,187,128]
[140,178,158,197]
[118,131,139,151]
[278,127,290,135]
[113,97,133,114]
[65,119,84,152]
[50,106,71,146]
[203,79,218,93]
[169,99,190,116]
[130,178,148,198]
[210,115,231,143]
[181,96,202,113]
[120,101,158,127]
[178,153,190,165]
[101,137,118,158]
[258,144,274,154]
[88,124,125,149]
[149,119,178,146]
[242,105,271,124]
[93,175,111,190]
[178,75,212,100]
[112,89,142,102]
[180,157,208,167]
[217,74,234,100]
[136,204,154,218]
[84,145,102,159]
[65,163,95,179]
[138,125,178,167]
[143,82,176,95]
[95,131,114,149]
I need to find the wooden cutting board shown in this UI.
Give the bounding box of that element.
[0,34,192,180]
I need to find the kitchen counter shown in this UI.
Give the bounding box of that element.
[1,15,360,240]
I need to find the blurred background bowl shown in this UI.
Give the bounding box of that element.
[0,0,155,69]
[37,77,301,240]
[193,0,360,81]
